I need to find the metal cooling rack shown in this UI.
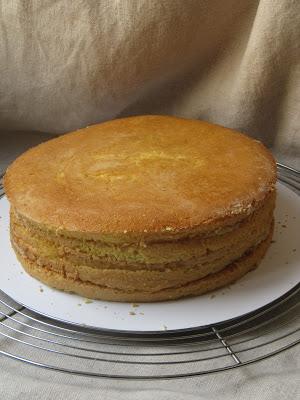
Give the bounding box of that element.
[0,163,299,380]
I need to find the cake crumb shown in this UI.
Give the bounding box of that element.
[281,224,287,228]
[139,312,144,315]
[78,303,82,307]
[163,325,168,330]
[271,240,276,244]
[84,298,93,304]
[210,294,216,299]
[132,303,140,308]
[104,305,108,309]
[292,249,296,252]
[39,287,44,293]
[129,311,136,316]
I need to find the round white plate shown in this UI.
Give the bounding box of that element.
[0,182,299,333]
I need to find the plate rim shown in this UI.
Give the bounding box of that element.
[1,282,299,337]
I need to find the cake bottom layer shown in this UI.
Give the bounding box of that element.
[12,225,273,302]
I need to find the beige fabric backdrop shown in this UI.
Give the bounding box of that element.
[0,0,299,165]
[0,1,299,399]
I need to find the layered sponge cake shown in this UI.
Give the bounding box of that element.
[4,116,277,302]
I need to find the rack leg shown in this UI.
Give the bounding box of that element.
[0,307,25,323]
[212,327,241,364]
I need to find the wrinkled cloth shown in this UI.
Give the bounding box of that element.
[0,0,299,165]
[0,1,299,398]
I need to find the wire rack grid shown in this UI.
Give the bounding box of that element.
[0,163,299,380]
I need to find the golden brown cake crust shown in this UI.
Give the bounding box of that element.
[4,116,276,239]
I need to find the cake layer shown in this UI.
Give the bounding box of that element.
[4,116,277,240]
[10,190,274,268]
[11,223,272,292]
[10,189,274,292]
[10,192,273,292]
[12,226,273,302]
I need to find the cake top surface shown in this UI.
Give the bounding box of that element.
[4,115,276,238]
